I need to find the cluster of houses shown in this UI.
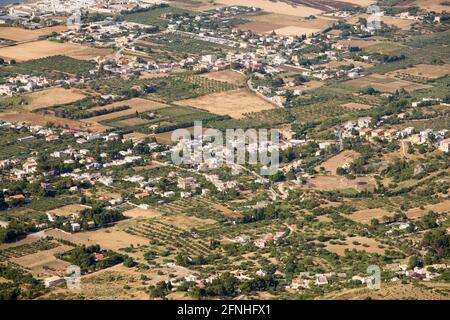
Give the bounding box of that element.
[0,75,49,97]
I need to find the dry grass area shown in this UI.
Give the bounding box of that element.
[0,111,110,132]
[322,59,373,69]
[48,204,91,217]
[81,98,168,124]
[325,236,386,255]
[282,80,324,91]
[157,214,217,231]
[347,13,417,30]
[316,150,360,173]
[74,227,149,252]
[0,40,112,62]
[346,74,432,93]
[200,70,245,85]
[0,26,67,42]
[122,207,162,219]
[238,13,336,36]
[175,89,275,119]
[347,208,395,224]
[24,88,86,111]
[406,200,450,221]
[341,102,373,110]
[337,39,380,48]
[387,64,450,80]
[325,282,450,300]
[306,175,375,192]
[10,245,73,278]
[218,0,323,16]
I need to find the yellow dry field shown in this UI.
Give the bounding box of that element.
[316,150,360,173]
[341,102,373,110]
[321,60,374,69]
[306,175,375,191]
[346,74,432,93]
[74,228,149,252]
[48,204,91,217]
[10,245,73,278]
[387,64,450,80]
[346,208,395,224]
[0,40,113,62]
[175,89,275,119]
[282,80,325,91]
[406,200,450,220]
[0,26,67,42]
[0,111,111,132]
[200,70,245,85]
[24,88,86,111]
[81,98,168,123]
[122,207,162,219]
[238,13,336,36]
[325,236,386,256]
[218,0,323,17]
[347,14,417,30]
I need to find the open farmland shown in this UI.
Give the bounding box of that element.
[346,208,395,225]
[238,13,336,36]
[23,88,86,111]
[347,13,417,30]
[346,74,432,93]
[306,175,375,192]
[175,89,276,119]
[324,236,386,255]
[217,0,322,16]
[199,70,246,85]
[315,150,360,174]
[0,26,67,42]
[386,64,450,81]
[81,98,168,124]
[0,40,112,62]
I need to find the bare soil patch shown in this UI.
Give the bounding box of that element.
[341,102,373,110]
[175,89,275,119]
[200,70,245,85]
[24,88,86,111]
[316,150,360,173]
[0,26,67,42]
[0,40,112,62]
[346,74,432,93]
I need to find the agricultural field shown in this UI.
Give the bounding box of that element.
[341,102,373,110]
[175,89,276,119]
[23,88,87,111]
[199,70,246,85]
[346,74,432,93]
[217,0,323,17]
[315,150,360,174]
[237,12,336,36]
[305,175,375,192]
[0,26,67,42]
[386,64,450,81]
[0,40,112,62]
[347,13,418,30]
[80,98,168,124]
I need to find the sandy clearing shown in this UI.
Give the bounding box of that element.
[200,70,245,85]
[48,204,91,217]
[75,228,149,252]
[218,0,323,17]
[0,111,111,132]
[347,208,395,224]
[24,88,86,111]
[274,26,322,36]
[325,236,386,255]
[0,26,68,42]
[0,40,112,62]
[316,150,360,173]
[122,207,162,219]
[175,89,275,119]
[406,200,450,220]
